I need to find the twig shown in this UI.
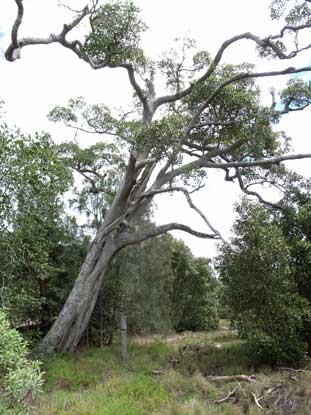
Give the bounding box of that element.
[259,383,283,398]
[214,384,240,404]
[251,392,264,410]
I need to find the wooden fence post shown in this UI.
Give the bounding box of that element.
[120,315,128,361]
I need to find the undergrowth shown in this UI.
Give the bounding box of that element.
[5,325,311,415]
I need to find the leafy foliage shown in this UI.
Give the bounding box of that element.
[83,1,147,65]
[0,310,44,406]
[170,240,219,332]
[0,127,89,340]
[218,200,310,365]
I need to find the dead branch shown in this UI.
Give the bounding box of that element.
[251,392,264,410]
[259,383,283,398]
[278,367,311,373]
[207,374,257,383]
[214,384,240,404]
[151,369,167,376]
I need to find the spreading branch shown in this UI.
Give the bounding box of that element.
[188,65,311,127]
[161,152,311,186]
[5,1,150,113]
[234,167,283,210]
[154,29,311,109]
[5,0,90,62]
[121,222,219,247]
[137,186,228,244]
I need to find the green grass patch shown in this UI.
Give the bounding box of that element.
[36,373,171,415]
[27,326,311,415]
[175,339,252,376]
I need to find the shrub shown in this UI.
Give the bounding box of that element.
[0,309,44,406]
[218,200,309,365]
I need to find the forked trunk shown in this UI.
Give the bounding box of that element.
[38,234,119,354]
[38,119,154,355]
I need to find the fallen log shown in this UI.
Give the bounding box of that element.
[207,374,257,383]
[278,367,310,373]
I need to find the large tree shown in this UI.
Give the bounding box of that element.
[4,0,311,353]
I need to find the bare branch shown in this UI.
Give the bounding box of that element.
[9,0,24,55]
[125,64,148,108]
[161,152,311,184]
[188,65,311,127]
[213,385,240,404]
[154,29,311,109]
[138,186,228,244]
[5,1,149,112]
[208,374,257,383]
[5,1,90,61]
[235,167,283,209]
[122,222,219,247]
[270,23,311,39]
[251,392,264,410]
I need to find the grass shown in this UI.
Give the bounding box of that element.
[4,324,311,414]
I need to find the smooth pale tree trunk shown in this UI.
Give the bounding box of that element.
[38,117,154,355]
[38,234,120,354]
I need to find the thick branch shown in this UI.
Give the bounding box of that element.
[121,222,219,247]
[5,0,90,61]
[135,157,157,170]
[9,0,24,54]
[189,65,311,127]
[161,152,311,184]
[5,1,149,112]
[125,65,148,109]
[154,29,311,109]
[207,375,257,383]
[138,186,228,244]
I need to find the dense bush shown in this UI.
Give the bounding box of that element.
[218,200,309,365]
[170,241,219,332]
[0,310,44,406]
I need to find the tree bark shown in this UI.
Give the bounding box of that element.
[37,233,120,354]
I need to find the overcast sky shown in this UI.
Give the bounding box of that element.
[1,0,311,258]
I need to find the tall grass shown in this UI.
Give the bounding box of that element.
[9,328,311,415]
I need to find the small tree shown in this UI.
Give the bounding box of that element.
[171,240,219,332]
[218,200,309,365]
